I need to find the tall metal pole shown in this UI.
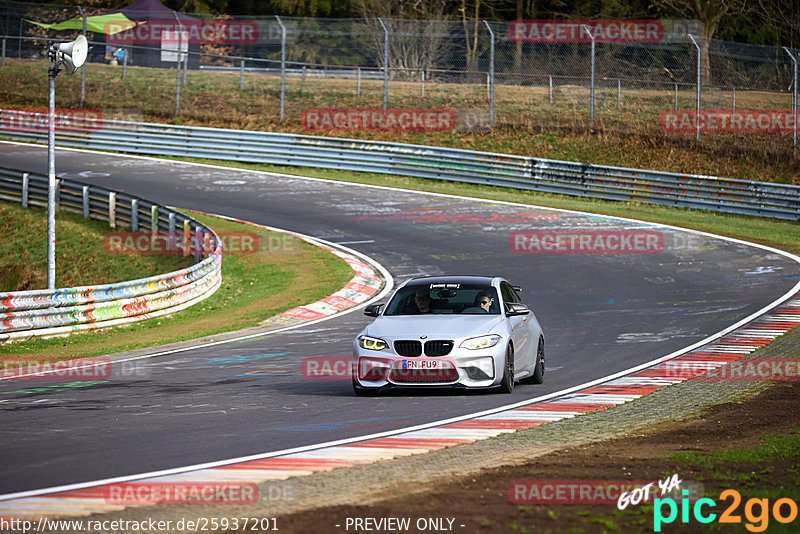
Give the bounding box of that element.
[688,35,701,143]
[276,16,286,121]
[784,47,798,157]
[78,6,86,106]
[483,21,495,128]
[378,17,389,111]
[47,58,57,289]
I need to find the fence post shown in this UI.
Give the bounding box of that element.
[421,70,425,96]
[617,79,621,109]
[301,65,306,95]
[731,86,736,123]
[784,47,798,157]
[275,16,286,121]
[122,46,128,79]
[549,75,553,104]
[357,66,361,97]
[239,59,244,90]
[674,83,678,111]
[378,18,389,111]
[183,48,187,84]
[688,35,701,143]
[483,20,495,128]
[2,38,6,67]
[582,25,596,129]
[78,6,86,107]
[173,12,182,117]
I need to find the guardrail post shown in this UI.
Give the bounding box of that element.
[194,224,203,262]
[168,212,176,251]
[688,35,702,143]
[378,18,389,111]
[109,192,116,229]
[21,172,29,207]
[275,16,286,121]
[183,219,190,255]
[483,21,495,128]
[82,185,89,218]
[130,198,139,231]
[239,59,244,90]
[150,205,158,232]
[784,47,798,157]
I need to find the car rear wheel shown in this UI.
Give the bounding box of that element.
[499,344,515,393]
[530,338,545,384]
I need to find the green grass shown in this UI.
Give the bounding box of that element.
[1,201,192,291]
[670,431,800,468]
[1,57,798,185]
[0,208,355,361]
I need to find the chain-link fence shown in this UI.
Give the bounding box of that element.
[1,1,798,156]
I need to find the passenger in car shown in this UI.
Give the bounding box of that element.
[413,288,433,314]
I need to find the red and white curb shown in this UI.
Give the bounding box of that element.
[278,241,382,321]
[1,296,798,519]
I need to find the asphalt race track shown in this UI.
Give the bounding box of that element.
[1,142,799,496]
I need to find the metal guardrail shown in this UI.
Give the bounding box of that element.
[0,167,222,342]
[1,110,799,220]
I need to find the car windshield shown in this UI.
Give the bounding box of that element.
[384,282,500,315]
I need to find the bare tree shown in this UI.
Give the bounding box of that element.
[651,0,748,83]
[355,0,453,78]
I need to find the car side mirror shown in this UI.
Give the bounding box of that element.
[505,302,530,316]
[512,285,523,293]
[364,304,383,317]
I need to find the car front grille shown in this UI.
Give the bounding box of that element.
[393,340,454,357]
[394,340,422,357]
[424,340,454,357]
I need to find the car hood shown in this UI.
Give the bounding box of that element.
[365,315,505,340]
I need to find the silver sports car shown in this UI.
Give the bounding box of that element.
[352,275,545,395]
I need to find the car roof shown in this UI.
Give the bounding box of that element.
[401,275,500,286]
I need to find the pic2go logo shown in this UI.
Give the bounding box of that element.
[653,489,799,532]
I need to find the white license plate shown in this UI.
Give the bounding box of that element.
[402,360,446,370]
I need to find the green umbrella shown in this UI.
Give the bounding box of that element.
[25,13,140,35]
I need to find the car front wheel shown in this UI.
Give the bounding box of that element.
[499,344,515,393]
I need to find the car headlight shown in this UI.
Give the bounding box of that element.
[359,335,388,351]
[460,335,501,350]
